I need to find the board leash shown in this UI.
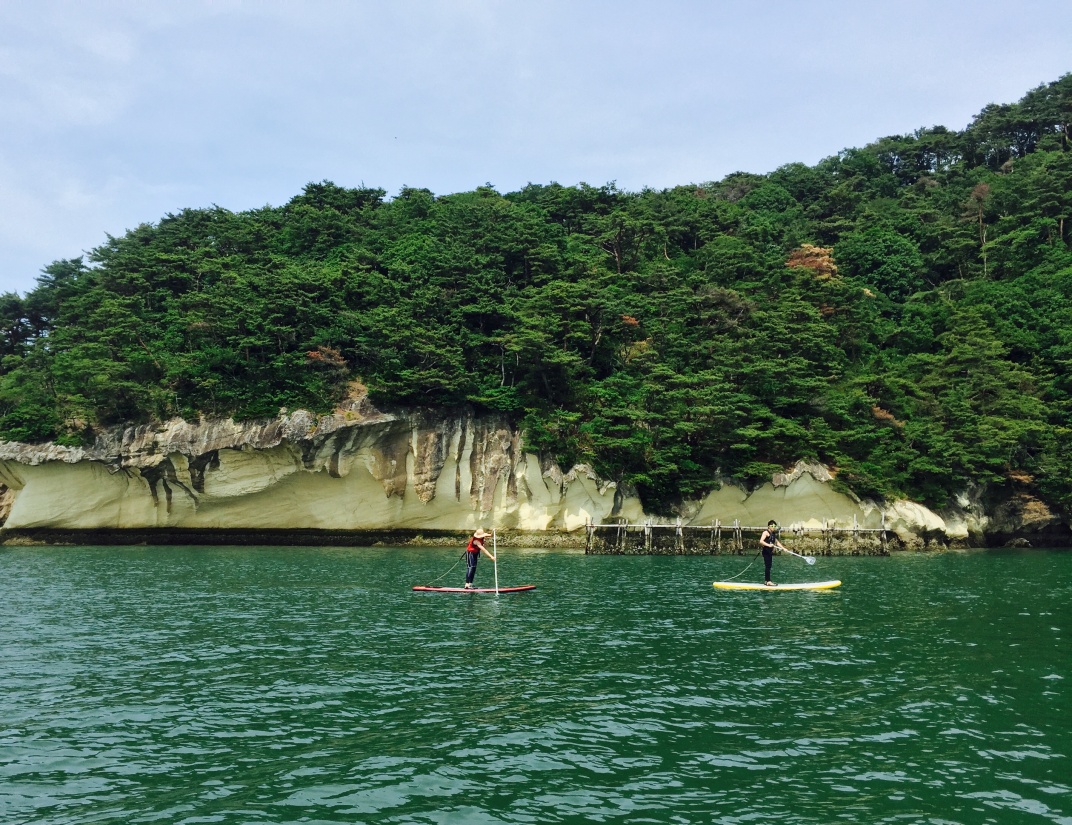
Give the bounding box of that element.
[424,551,467,586]
[722,550,762,581]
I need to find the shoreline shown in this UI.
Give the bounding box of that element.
[0,526,589,549]
[2,526,1066,551]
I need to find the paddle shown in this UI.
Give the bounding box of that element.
[492,529,500,595]
[779,546,816,565]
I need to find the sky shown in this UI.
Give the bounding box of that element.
[1,0,1070,296]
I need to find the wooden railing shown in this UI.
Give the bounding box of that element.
[584,515,891,555]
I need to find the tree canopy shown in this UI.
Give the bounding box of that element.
[3,75,1071,515]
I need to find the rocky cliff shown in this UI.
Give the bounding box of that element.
[0,392,1067,547]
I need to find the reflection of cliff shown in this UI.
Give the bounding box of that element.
[0,393,1067,547]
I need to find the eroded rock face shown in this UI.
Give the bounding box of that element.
[0,401,1066,546]
[0,396,630,533]
[985,491,1068,547]
[0,484,13,526]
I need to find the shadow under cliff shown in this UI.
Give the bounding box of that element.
[0,526,589,548]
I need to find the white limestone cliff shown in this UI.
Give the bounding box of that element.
[0,393,1061,546]
[0,394,635,533]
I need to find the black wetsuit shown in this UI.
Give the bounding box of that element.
[760,529,777,582]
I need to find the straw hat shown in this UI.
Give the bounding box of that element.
[473,528,489,539]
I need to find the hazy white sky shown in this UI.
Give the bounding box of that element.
[1,0,1070,295]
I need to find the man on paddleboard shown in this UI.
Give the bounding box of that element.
[759,520,790,586]
[464,528,497,589]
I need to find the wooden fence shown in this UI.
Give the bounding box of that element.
[584,516,891,555]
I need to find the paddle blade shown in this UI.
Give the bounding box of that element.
[806,556,816,565]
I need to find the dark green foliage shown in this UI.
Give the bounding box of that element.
[835,227,925,300]
[3,76,1072,516]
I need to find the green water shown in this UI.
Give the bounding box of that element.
[1,546,1069,825]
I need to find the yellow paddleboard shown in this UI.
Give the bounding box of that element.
[713,580,842,591]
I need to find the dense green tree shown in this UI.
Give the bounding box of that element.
[835,226,925,299]
[3,75,1072,517]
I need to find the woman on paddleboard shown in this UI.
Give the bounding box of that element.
[464,528,497,589]
[759,520,790,586]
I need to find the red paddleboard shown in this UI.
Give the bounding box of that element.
[412,585,536,593]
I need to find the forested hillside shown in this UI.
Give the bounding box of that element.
[2,76,1071,514]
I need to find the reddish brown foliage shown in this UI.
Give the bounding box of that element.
[786,244,838,280]
[306,346,347,369]
[871,406,905,429]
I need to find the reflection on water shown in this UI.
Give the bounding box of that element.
[1,547,1069,823]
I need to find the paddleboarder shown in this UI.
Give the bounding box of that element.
[464,528,497,589]
[759,520,790,586]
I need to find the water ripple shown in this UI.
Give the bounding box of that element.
[0,546,1069,823]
